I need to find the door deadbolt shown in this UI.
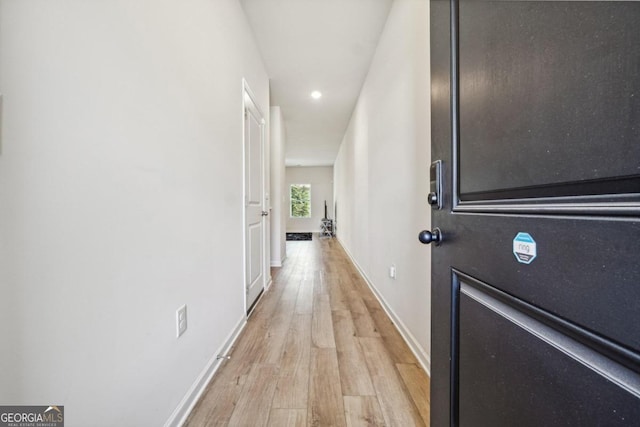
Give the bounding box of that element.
[429,160,443,209]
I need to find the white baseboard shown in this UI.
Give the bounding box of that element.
[337,238,431,376]
[271,254,286,267]
[164,315,247,427]
[271,253,287,268]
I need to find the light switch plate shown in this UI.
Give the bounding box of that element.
[176,304,187,338]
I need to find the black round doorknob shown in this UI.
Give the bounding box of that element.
[427,192,438,205]
[418,228,442,245]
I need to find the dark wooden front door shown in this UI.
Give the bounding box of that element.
[429,1,640,425]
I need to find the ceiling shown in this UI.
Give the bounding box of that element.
[240,0,394,166]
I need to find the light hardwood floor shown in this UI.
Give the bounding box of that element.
[185,236,430,426]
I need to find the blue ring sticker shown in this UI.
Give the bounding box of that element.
[513,232,537,264]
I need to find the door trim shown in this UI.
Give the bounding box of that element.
[454,199,640,216]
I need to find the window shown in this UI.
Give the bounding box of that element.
[290,184,311,218]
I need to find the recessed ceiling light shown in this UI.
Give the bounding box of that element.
[310,90,322,100]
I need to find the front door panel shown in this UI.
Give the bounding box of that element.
[430,1,640,425]
[458,1,640,199]
[459,279,640,427]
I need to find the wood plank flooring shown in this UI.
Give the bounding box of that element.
[185,236,430,426]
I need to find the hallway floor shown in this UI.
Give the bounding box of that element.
[185,236,430,426]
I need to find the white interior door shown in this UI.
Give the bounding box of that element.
[244,87,266,313]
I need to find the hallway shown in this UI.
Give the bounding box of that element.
[185,237,430,426]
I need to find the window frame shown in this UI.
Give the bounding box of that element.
[289,184,312,218]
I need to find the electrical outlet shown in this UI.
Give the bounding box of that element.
[176,305,187,338]
[389,265,396,279]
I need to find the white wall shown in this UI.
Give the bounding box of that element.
[270,107,286,266]
[0,1,269,426]
[286,166,334,233]
[333,0,432,371]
